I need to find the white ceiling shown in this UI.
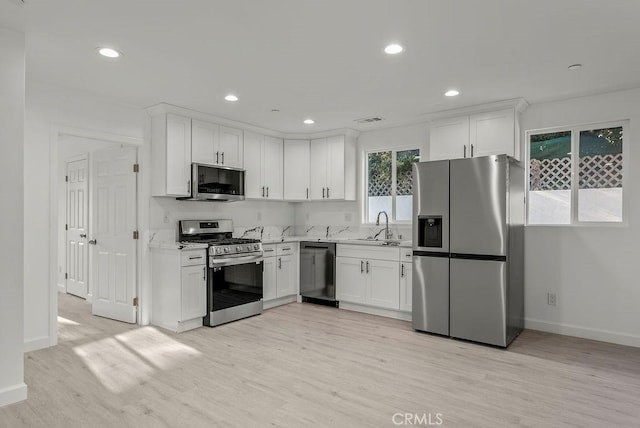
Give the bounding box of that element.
[3,0,640,133]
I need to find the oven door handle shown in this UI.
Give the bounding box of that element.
[210,254,264,267]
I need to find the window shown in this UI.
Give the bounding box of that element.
[366,148,420,223]
[527,122,625,225]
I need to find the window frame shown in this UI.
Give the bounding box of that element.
[363,146,420,224]
[525,120,629,227]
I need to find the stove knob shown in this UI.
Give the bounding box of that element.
[246,245,252,251]
[236,246,242,252]
[254,244,260,250]
[224,247,230,253]
[216,248,222,254]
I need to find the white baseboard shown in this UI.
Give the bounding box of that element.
[525,318,640,348]
[57,282,65,293]
[0,382,27,406]
[24,335,54,352]
[339,302,412,322]
[264,295,297,310]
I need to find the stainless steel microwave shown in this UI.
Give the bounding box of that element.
[179,163,245,201]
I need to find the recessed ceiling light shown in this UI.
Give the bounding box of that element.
[224,94,238,102]
[97,47,121,58]
[445,89,460,97]
[568,63,583,70]
[384,43,404,55]
[303,119,315,125]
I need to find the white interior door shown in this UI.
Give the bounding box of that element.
[66,155,89,298]
[90,146,137,323]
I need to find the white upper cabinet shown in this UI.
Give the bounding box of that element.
[219,126,244,168]
[192,120,243,168]
[283,140,310,200]
[429,116,470,161]
[309,138,328,200]
[243,131,283,200]
[309,135,356,200]
[469,109,515,158]
[151,113,192,197]
[191,119,220,166]
[428,103,524,161]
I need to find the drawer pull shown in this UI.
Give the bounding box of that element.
[189,256,203,260]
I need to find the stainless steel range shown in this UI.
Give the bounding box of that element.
[178,219,264,327]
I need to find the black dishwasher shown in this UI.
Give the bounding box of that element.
[299,242,338,307]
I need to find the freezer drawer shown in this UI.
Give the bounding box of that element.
[449,258,507,347]
[412,254,449,336]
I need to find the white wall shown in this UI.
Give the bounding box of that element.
[25,81,146,350]
[0,27,27,406]
[522,88,640,346]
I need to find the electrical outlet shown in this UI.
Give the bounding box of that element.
[547,292,557,306]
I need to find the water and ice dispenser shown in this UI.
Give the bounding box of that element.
[418,216,443,248]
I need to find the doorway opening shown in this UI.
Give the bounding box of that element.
[57,135,139,324]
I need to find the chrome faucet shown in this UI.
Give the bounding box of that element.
[375,211,392,240]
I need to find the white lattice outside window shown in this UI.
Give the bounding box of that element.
[527,121,627,225]
[365,148,420,223]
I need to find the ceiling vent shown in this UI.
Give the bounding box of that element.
[354,117,385,124]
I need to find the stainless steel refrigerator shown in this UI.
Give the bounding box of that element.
[412,154,524,347]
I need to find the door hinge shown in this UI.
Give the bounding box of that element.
[65,175,68,182]
[65,273,68,279]
[133,163,139,173]
[133,297,138,307]
[133,230,139,240]
[65,224,68,231]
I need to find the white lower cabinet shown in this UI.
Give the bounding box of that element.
[336,245,400,310]
[151,247,207,332]
[399,261,412,312]
[263,243,298,307]
[181,264,207,321]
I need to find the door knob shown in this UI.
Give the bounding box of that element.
[80,234,87,238]
[88,239,97,245]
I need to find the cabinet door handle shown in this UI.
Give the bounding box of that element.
[89,239,97,245]
[322,187,325,198]
[463,145,467,158]
[360,260,364,273]
[80,234,87,238]
[306,188,309,199]
[470,144,474,157]
[266,187,269,198]
[326,187,330,198]
[216,152,219,164]
[278,257,282,269]
[262,186,265,197]
[401,263,405,278]
[187,179,191,193]
[366,261,369,274]
[221,152,224,164]
[203,266,206,281]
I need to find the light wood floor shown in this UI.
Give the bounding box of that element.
[2,294,640,427]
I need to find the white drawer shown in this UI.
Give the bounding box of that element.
[181,249,207,266]
[263,244,277,257]
[337,244,399,261]
[401,248,413,262]
[277,243,296,256]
